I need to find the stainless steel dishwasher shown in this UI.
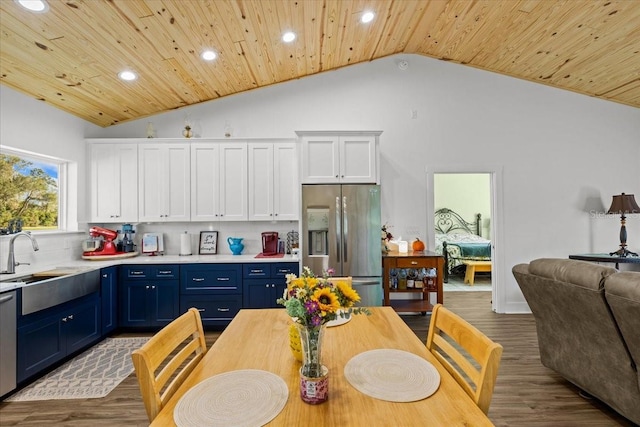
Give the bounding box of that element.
[0,290,17,397]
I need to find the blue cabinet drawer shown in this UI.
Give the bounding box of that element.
[122,266,149,279]
[243,263,270,278]
[271,263,299,278]
[122,265,179,280]
[180,295,242,326]
[181,265,241,294]
[151,265,179,279]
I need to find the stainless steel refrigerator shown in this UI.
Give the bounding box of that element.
[302,184,382,306]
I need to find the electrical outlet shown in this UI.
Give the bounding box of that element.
[411,109,418,119]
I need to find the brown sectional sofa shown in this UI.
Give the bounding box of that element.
[512,258,640,425]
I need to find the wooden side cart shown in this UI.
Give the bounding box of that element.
[382,251,444,314]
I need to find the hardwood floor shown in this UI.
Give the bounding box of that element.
[0,292,633,426]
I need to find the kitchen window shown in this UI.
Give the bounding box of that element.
[0,148,67,233]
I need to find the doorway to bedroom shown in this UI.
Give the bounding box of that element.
[434,173,492,292]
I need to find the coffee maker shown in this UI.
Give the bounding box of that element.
[117,224,136,253]
[261,232,279,255]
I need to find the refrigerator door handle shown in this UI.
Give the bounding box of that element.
[335,196,341,263]
[343,196,348,263]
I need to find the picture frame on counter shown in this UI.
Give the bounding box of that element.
[199,231,218,255]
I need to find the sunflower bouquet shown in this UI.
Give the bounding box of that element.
[277,266,370,327]
[278,267,371,378]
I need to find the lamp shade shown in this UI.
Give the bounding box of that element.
[607,193,640,215]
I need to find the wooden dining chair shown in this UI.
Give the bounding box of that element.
[131,307,207,422]
[425,303,503,414]
[327,276,353,286]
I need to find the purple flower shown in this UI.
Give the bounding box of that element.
[327,268,335,276]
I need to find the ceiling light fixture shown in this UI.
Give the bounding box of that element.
[282,31,296,43]
[361,11,375,23]
[15,0,49,12]
[201,50,217,61]
[118,70,137,81]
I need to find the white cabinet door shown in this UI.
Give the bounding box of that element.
[138,144,190,222]
[339,135,376,183]
[248,142,298,221]
[190,143,247,221]
[299,132,379,184]
[89,143,138,222]
[273,142,299,220]
[218,143,248,221]
[301,136,340,183]
[248,143,274,221]
[190,143,220,221]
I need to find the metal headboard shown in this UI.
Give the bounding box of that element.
[434,208,481,236]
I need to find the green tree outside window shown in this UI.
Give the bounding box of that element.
[0,154,58,231]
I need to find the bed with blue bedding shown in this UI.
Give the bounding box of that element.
[434,208,491,283]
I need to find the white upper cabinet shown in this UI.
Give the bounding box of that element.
[138,143,190,222]
[248,141,298,221]
[298,131,381,184]
[88,142,138,223]
[191,142,248,221]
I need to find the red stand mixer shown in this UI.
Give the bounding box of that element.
[82,226,119,256]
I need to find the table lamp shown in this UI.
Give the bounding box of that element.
[607,193,640,257]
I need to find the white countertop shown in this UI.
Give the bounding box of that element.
[0,253,300,292]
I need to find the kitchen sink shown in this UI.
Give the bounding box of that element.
[2,274,62,284]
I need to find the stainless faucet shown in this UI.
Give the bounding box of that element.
[2,232,39,274]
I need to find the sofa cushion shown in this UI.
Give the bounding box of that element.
[529,258,617,290]
[605,272,640,389]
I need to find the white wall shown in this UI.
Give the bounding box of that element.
[3,54,639,312]
[0,85,100,267]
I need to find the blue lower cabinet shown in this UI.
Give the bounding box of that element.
[180,264,242,327]
[180,295,242,327]
[17,294,101,384]
[100,266,118,335]
[119,265,180,328]
[243,263,299,308]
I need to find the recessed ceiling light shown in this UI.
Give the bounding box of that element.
[15,0,49,12]
[201,50,217,61]
[118,70,137,81]
[361,11,375,23]
[282,31,296,43]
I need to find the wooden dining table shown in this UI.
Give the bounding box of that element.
[150,307,494,426]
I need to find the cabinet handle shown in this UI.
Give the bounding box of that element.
[271,284,276,288]
[265,284,270,288]
[158,270,172,274]
[274,213,278,216]
[151,285,156,289]
[102,274,108,278]
[146,285,150,289]
[335,175,339,178]
[192,277,205,282]
[196,308,205,312]
[62,317,68,322]
[278,269,289,273]
[217,308,230,312]
[250,269,264,273]
[68,315,74,320]
[217,277,230,281]
[131,271,144,275]
[411,261,418,265]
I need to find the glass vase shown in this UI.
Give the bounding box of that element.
[296,323,328,404]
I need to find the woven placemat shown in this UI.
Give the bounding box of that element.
[344,349,441,402]
[174,370,288,427]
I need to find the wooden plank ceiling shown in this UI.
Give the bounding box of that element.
[1,0,638,127]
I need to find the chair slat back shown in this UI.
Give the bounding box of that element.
[426,304,503,414]
[131,307,207,422]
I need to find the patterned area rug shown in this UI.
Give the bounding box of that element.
[7,337,149,402]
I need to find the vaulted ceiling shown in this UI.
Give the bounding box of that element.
[1,0,639,128]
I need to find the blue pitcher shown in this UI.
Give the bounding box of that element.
[227,237,244,255]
